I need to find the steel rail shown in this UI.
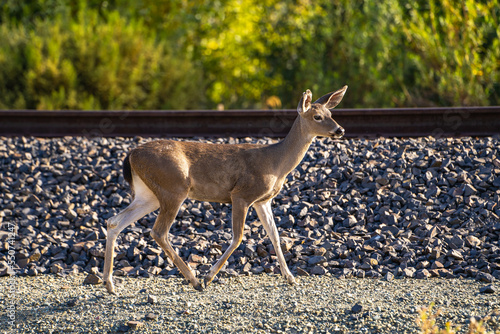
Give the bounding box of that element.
[0,107,498,138]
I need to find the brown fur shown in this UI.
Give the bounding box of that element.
[103,86,347,293]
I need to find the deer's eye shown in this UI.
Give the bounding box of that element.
[313,115,322,121]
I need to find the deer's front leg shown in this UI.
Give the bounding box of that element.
[254,201,296,285]
[204,197,249,287]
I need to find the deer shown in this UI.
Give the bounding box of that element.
[103,86,347,294]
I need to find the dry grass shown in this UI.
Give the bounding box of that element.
[417,303,499,334]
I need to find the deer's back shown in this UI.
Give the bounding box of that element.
[128,139,274,203]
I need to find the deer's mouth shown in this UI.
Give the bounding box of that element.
[329,127,345,139]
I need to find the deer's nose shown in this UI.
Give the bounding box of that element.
[335,127,345,137]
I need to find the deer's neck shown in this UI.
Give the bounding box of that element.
[273,116,315,177]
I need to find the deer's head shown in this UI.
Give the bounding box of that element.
[297,86,347,139]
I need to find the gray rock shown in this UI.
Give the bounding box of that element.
[380,213,398,226]
[351,303,363,314]
[465,235,482,248]
[298,206,308,218]
[343,215,357,227]
[415,269,431,279]
[116,325,130,332]
[311,265,326,275]
[251,266,265,274]
[463,184,477,197]
[127,321,143,330]
[479,285,496,294]
[447,250,464,261]
[2,136,500,285]
[28,268,38,276]
[297,267,310,276]
[66,209,78,220]
[450,235,464,249]
[109,194,124,207]
[83,273,102,285]
[66,299,78,307]
[147,294,158,304]
[308,256,327,266]
[477,272,495,283]
[382,225,401,237]
[376,176,389,186]
[403,267,416,278]
[244,245,257,258]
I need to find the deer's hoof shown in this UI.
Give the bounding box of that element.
[189,277,204,291]
[286,275,297,285]
[203,276,213,289]
[105,281,116,294]
[193,282,204,292]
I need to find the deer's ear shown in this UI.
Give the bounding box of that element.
[314,85,348,109]
[297,89,313,115]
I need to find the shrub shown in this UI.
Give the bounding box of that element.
[1,1,499,109]
[0,5,203,110]
[416,303,499,334]
[399,0,500,106]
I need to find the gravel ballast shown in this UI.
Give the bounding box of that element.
[1,135,500,332]
[2,274,500,333]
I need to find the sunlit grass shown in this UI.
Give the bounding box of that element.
[417,303,499,334]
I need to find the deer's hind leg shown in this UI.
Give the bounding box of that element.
[150,191,203,291]
[104,175,160,294]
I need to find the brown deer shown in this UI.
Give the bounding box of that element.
[103,86,347,293]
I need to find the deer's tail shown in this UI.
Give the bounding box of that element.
[123,154,134,195]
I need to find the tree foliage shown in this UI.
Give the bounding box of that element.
[0,2,203,110]
[399,0,500,106]
[0,0,498,110]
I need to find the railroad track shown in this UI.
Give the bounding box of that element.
[0,107,499,137]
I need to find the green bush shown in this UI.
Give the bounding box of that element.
[256,0,500,108]
[260,0,407,108]
[0,4,203,110]
[398,0,500,106]
[0,0,498,110]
